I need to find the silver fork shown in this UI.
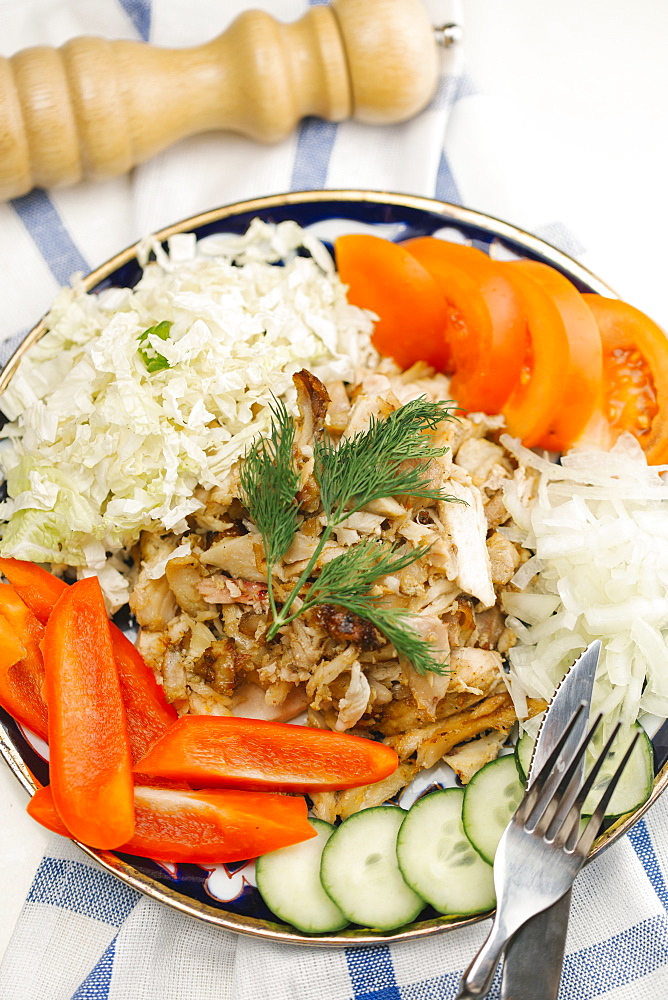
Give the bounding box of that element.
[456,706,641,1000]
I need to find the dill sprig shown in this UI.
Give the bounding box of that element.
[238,397,300,622]
[315,397,455,523]
[335,600,449,677]
[304,536,432,606]
[282,537,448,676]
[240,393,460,674]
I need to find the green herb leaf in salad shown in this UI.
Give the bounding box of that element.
[137,320,173,373]
[240,395,460,675]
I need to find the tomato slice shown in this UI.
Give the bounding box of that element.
[133,715,399,793]
[402,238,527,412]
[501,261,603,451]
[334,234,451,370]
[28,783,316,863]
[0,584,48,740]
[578,295,668,464]
[43,577,135,849]
[497,264,571,448]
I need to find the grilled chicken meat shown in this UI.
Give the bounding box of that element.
[131,361,540,816]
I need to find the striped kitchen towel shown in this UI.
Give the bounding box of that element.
[2,797,668,1000]
[1,1,668,999]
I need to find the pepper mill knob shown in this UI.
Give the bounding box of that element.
[0,0,442,202]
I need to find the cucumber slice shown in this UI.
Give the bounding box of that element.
[515,731,534,783]
[462,754,524,865]
[320,806,424,930]
[583,723,653,818]
[255,818,349,934]
[397,788,496,916]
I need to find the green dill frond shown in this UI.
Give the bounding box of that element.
[314,396,457,523]
[359,604,449,676]
[315,590,448,676]
[299,537,448,676]
[238,397,300,568]
[241,392,463,651]
[302,536,430,606]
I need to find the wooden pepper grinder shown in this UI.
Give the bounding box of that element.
[0,0,460,202]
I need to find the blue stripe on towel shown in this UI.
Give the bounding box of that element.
[435,150,462,205]
[452,74,479,102]
[288,0,340,190]
[71,937,117,1000]
[629,820,668,912]
[399,970,462,999]
[0,328,29,369]
[399,964,502,1000]
[11,190,89,286]
[27,857,139,926]
[118,0,151,40]
[343,916,668,1000]
[346,946,401,1000]
[290,119,338,191]
[532,221,586,258]
[429,73,465,112]
[562,914,668,996]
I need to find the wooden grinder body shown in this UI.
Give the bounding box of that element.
[0,0,440,200]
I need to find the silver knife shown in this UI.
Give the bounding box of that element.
[499,640,602,1000]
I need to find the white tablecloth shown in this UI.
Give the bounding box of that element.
[1,1,668,997]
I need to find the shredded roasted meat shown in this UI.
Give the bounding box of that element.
[131,360,541,817]
[315,605,384,650]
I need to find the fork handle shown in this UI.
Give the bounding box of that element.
[456,916,516,999]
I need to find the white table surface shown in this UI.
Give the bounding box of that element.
[1,0,668,964]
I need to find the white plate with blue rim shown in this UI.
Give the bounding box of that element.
[1,189,666,946]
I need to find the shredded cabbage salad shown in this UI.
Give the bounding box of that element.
[500,432,668,737]
[0,220,376,596]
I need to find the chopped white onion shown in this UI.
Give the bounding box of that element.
[503,433,668,735]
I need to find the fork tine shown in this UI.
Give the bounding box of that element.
[573,730,642,856]
[523,711,602,835]
[545,720,621,845]
[514,703,588,826]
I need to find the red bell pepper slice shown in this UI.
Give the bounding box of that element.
[0,557,176,760]
[43,576,135,849]
[0,584,48,740]
[109,627,177,763]
[133,715,399,793]
[0,614,25,668]
[28,783,316,863]
[0,557,68,624]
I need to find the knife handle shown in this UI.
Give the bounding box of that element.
[0,0,442,201]
[500,887,572,998]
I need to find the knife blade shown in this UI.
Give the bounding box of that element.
[499,640,602,1000]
